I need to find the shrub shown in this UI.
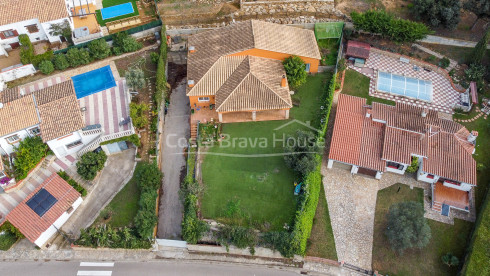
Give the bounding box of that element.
[150,52,159,64]
[135,162,162,192]
[113,31,142,53]
[76,151,107,180]
[470,27,490,64]
[31,51,54,67]
[405,157,419,173]
[155,24,168,105]
[284,130,319,177]
[261,231,295,257]
[126,68,146,91]
[216,225,257,252]
[439,57,450,69]
[442,253,459,267]
[283,55,307,88]
[0,221,24,239]
[351,10,432,42]
[386,201,431,254]
[48,19,73,45]
[54,54,70,70]
[99,134,141,147]
[13,136,49,180]
[76,225,152,249]
[66,48,91,67]
[39,60,54,75]
[57,171,87,197]
[412,0,461,29]
[133,162,161,239]
[19,34,35,64]
[88,38,111,60]
[465,63,486,82]
[130,102,150,129]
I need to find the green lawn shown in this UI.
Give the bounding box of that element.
[342,69,395,106]
[0,231,18,251]
[306,183,337,260]
[420,44,490,66]
[201,72,332,231]
[94,162,143,227]
[95,0,139,27]
[317,39,339,66]
[372,184,473,276]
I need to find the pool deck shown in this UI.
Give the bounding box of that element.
[349,49,461,114]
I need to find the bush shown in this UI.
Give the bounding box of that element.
[66,48,91,67]
[150,52,159,64]
[76,151,107,180]
[284,130,319,177]
[351,10,432,42]
[216,225,257,252]
[442,253,459,267]
[76,225,152,249]
[57,171,87,197]
[31,51,54,67]
[155,25,168,106]
[13,136,49,180]
[19,34,35,64]
[439,57,450,69]
[0,221,24,239]
[261,231,295,257]
[130,102,150,129]
[470,27,490,64]
[386,201,431,254]
[99,134,141,147]
[126,68,146,91]
[88,38,111,60]
[283,55,307,88]
[133,162,161,239]
[113,31,142,53]
[135,162,162,192]
[39,60,54,75]
[54,54,70,70]
[405,157,419,173]
[412,0,461,29]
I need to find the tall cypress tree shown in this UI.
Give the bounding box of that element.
[471,27,490,64]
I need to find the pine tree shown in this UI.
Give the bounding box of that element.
[471,27,490,64]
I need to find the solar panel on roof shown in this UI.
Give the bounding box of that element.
[26,188,57,217]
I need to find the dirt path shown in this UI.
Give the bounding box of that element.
[156,80,190,239]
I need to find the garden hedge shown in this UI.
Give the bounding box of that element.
[155,24,168,107]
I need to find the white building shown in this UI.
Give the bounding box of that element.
[0,0,73,55]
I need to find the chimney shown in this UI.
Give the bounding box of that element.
[467,131,478,143]
[188,46,196,53]
[365,109,372,118]
[281,75,287,87]
[188,79,195,88]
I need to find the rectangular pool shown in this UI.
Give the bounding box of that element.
[100,2,134,20]
[72,65,116,99]
[376,71,433,102]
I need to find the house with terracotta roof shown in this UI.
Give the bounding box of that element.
[186,20,321,123]
[0,0,80,56]
[327,94,478,217]
[5,173,82,247]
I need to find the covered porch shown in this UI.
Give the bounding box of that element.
[432,181,470,215]
[219,109,289,123]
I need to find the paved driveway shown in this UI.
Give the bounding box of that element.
[321,163,379,271]
[157,80,190,239]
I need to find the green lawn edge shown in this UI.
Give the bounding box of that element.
[95,0,139,27]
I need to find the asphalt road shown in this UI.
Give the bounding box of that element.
[0,260,302,276]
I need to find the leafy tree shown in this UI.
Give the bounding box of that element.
[470,27,490,64]
[135,162,162,191]
[283,56,307,87]
[150,52,159,64]
[130,102,150,129]
[54,54,70,70]
[66,48,91,67]
[284,130,319,177]
[39,60,54,75]
[125,68,146,92]
[351,10,432,42]
[181,209,208,244]
[88,39,111,60]
[13,136,49,180]
[465,63,486,81]
[412,0,461,29]
[76,151,107,180]
[48,19,73,44]
[463,0,490,24]
[386,201,431,254]
[18,34,35,64]
[113,31,142,53]
[442,252,460,267]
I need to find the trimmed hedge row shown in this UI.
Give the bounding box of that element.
[100,134,141,147]
[57,171,87,197]
[155,24,168,107]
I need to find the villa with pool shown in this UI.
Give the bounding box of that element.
[0,65,134,182]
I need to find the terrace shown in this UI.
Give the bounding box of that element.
[433,181,470,213]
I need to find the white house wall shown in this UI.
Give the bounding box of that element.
[47,130,101,158]
[40,17,73,44]
[0,19,49,50]
[0,125,40,156]
[443,181,473,192]
[34,196,83,247]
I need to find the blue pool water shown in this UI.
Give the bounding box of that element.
[100,2,134,20]
[72,65,116,99]
[377,71,433,102]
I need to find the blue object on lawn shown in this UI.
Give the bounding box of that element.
[100,2,134,20]
[294,182,302,195]
[441,204,450,216]
[71,65,116,99]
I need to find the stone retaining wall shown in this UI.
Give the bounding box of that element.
[239,0,340,17]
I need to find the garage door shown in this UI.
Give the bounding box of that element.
[357,167,377,177]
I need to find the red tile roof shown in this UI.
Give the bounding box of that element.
[346,40,371,59]
[6,173,80,244]
[330,95,477,184]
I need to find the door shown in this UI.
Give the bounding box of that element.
[9,42,20,49]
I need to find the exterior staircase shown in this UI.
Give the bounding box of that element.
[190,123,198,144]
[432,201,442,212]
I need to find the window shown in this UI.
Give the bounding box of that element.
[6,134,20,144]
[66,140,83,150]
[305,63,311,72]
[198,97,210,102]
[25,24,39,33]
[386,161,403,170]
[28,127,41,136]
[427,174,434,179]
[1,29,16,38]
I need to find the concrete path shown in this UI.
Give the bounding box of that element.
[61,148,136,238]
[419,35,490,49]
[157,80,190,239]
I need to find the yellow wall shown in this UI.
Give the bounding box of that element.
[189,95,215,109]
[228,48,320,73]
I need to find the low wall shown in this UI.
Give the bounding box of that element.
[239,0,340,17]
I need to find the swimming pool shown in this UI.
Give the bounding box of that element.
[72,65,116,99]
[376,71,433,102]
[100,2,134,20]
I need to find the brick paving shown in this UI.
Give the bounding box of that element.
[349,50,461,114]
